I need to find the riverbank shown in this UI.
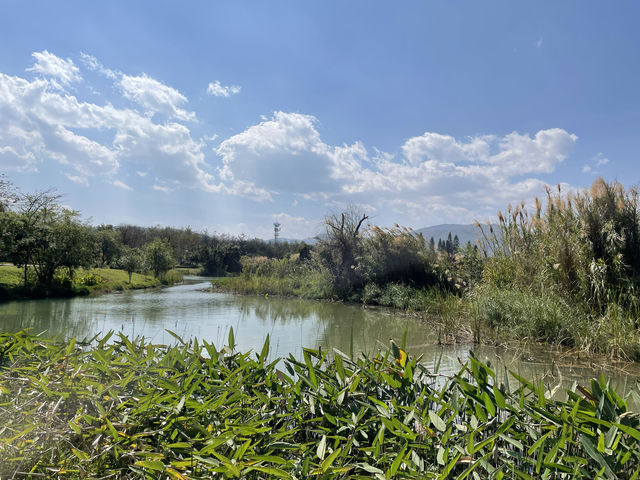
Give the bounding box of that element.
[0,265,183,301]
[211,275,640,362]
[1,330,639,478]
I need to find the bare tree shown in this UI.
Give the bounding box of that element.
[319,207,368,294]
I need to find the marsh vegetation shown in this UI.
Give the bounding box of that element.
[219,179,640,360]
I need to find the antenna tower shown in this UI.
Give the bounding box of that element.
[274,222,281,243]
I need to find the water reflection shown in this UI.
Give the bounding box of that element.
[0,276,639,396]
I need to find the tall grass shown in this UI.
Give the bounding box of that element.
[475,178,640,359]
[215,255,335,299]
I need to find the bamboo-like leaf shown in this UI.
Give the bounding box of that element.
[429,410,446,432]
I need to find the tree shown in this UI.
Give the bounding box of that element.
[317,208,368,294]
[0,189,62,287]
[118,247,142,283]
[298,242,311,262]
[144,238,175,280]
[445,232,453,254]
[428,236,436,252]
[96,228,122,267]
[0,189,96,286]
[52,212,96,280]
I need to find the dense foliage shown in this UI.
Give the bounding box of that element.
[475,179,640,359]
[0,180,301,296]
[2,331,640,479]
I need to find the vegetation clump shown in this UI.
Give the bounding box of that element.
[1,330,640,479]
[475,179,640,359]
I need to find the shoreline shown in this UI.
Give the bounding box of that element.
[0,266,184,302]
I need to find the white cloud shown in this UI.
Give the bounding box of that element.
[50,125,119,175]
[79,52,118,79]
[27,51,81,85]
[272,212,317,239]
[112,180,132,191]
[153,184,171,193]
[66,174,89,186]
[216,112,344,200]
[536,37,543,48]
[1,51,585,230]
[582,152,610,175]
[119,74,195,121]
[595,153,609,167]
[207,80,241,97]
[216,111,578,225]
[0,53,217,193]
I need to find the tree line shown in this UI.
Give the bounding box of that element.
[0,177,303,291]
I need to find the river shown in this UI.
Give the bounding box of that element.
[1,276,639,396]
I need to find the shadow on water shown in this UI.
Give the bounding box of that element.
[1,275,639,397]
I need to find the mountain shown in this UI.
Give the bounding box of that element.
[415,223,484,247]
[286,224,489,247]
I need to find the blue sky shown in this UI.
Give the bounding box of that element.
[1,1,639,238]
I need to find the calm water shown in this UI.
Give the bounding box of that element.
[1,276,639,396]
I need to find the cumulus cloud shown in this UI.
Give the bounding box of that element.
[207,80,241,97]
[1,53,217,194]
[27,51,81,85]
[216,111,578,224]
[119,74,195,121]
[2,51,584,229]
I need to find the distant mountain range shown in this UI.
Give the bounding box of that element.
[295,224,487,247]
[268,223,490,247]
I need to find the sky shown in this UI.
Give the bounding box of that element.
[1,1,639,239]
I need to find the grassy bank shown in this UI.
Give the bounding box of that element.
[210,179,640,361]
[1,330,640,478]
[0,265,184,300]
[213,271,640,360]
[211,271,334,300]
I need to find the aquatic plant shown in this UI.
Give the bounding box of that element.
[1,330,640,478]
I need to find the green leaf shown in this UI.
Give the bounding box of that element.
[316,435,327,460]
[259,334,270,363]
[71,447,89,460]
[429,410,446,432]
[228,326,235,350]
[387,442,407,478]
[321,446,342,472]
[135,460,165,471]
[358,463,384,474]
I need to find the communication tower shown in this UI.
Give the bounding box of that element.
[274,222,281,243]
